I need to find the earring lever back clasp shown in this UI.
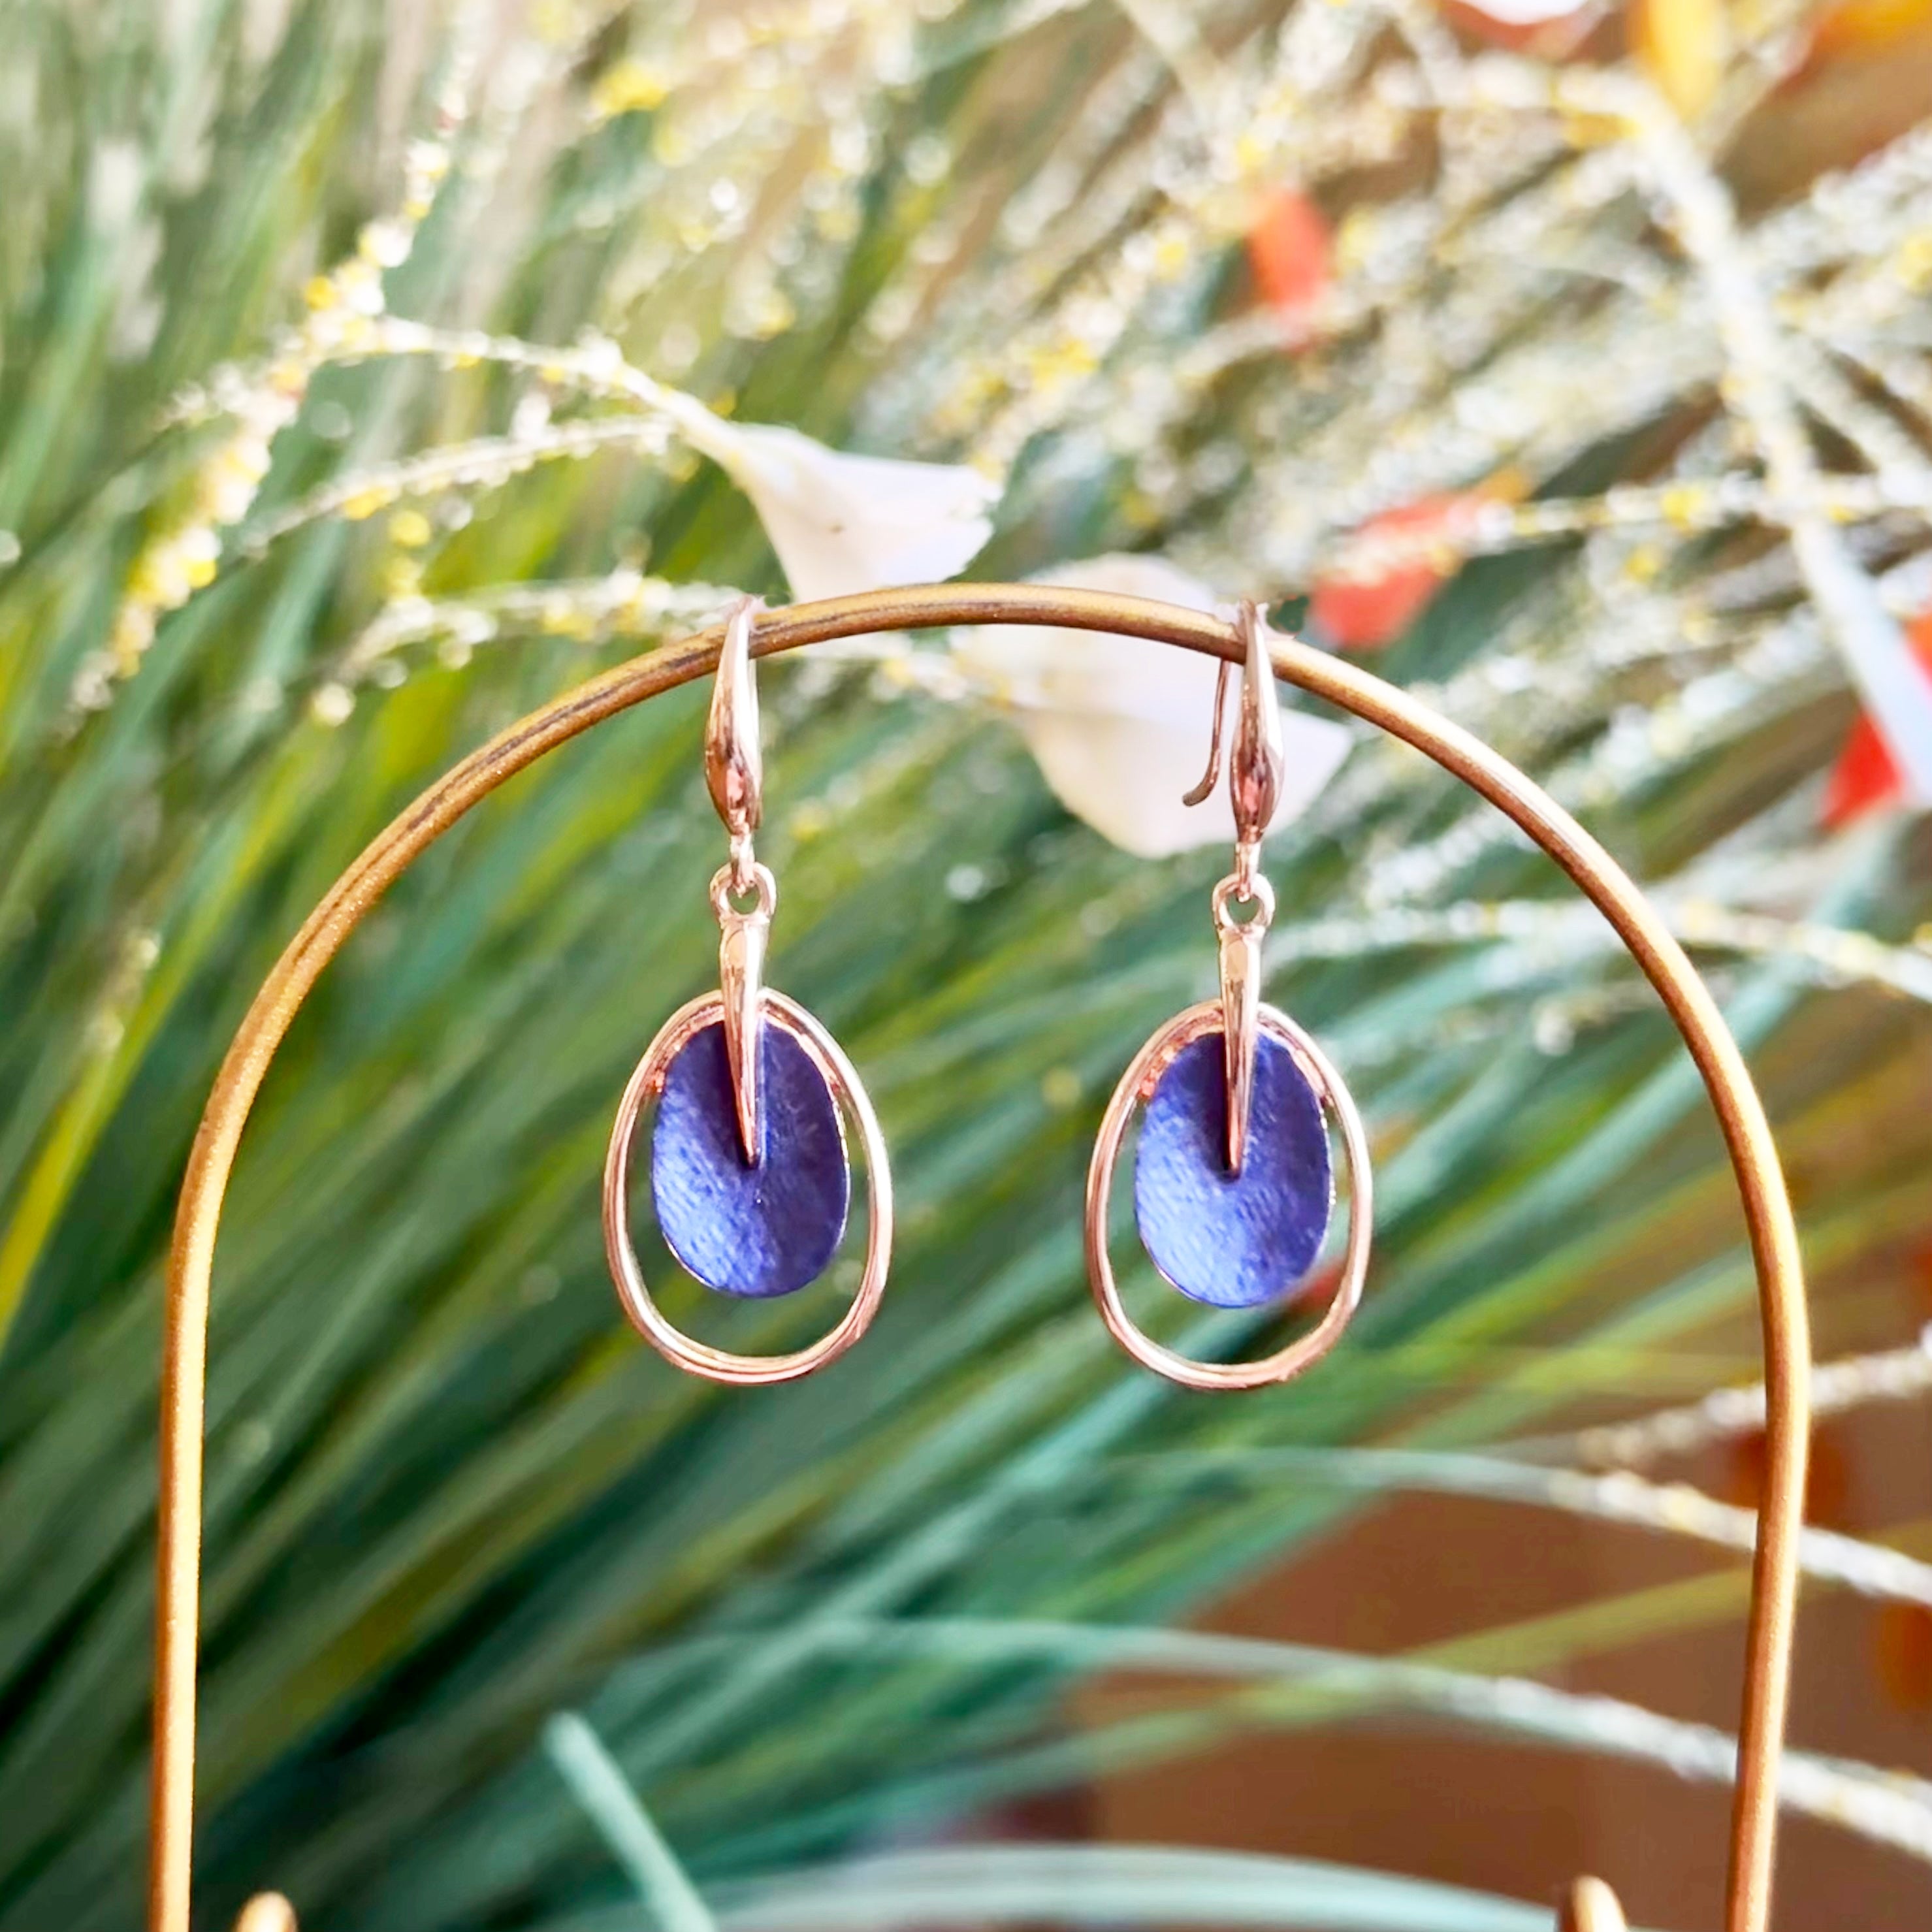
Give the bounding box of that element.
[707,595,765,864]
[1181,604,1283,846]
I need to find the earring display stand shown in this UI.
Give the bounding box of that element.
[153,584,1809,1932]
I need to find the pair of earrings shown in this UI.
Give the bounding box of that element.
[603,599,1372,1391]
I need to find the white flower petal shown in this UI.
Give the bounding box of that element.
[1458,0,1592,20]
[952,553,1353,858]
[688,418,999,603]
[954,555,1223,726]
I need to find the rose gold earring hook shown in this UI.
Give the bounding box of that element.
[705,594,768,1163]
[1180,601,1283,831]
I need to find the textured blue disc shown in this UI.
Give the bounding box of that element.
[651,1020,849,1298]
[1132,1031,1334,1309]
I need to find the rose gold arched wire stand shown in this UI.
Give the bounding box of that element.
[155,585,1809,1932]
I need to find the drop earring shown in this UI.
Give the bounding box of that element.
[1086,602,1372,1390]
[603,596,893,1383]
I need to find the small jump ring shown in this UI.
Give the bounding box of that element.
[711,860,777,922]
[1212,871,1276,933]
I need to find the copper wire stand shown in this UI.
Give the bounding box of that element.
[153,585,1809,1932]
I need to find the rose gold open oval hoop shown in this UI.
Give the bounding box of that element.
[603,988,892,1385]
[1086,1001,1372,1391]
[154,585,1805,1932]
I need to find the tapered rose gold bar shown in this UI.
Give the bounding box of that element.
[156,584,1805,1932]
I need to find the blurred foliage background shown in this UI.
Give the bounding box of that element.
[4,1,1932,1927]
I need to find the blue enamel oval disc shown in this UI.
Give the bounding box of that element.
[651,1020,850,1298]
[1132,1031,1334,1309]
